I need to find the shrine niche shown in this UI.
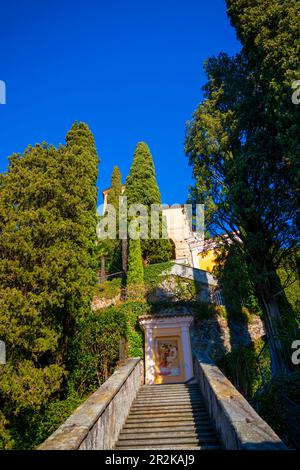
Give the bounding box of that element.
[139,314,194,385]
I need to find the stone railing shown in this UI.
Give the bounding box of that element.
[38,358,144,450]
[193,352,287,450]
[163,263,218,286]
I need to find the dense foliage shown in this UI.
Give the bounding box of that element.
[125,142,171,263]
[143,261,174,289]
[185,11,299,374]
[185,0,300,445]
[0,122,99,448]
[107,166,123,216]
[226,0,300,234]
[217,339,270,401]
[213,244,263,319]
[126,237,144,298]
[94,277,122,300]
[69,308,127,396]
[98,166,123,274]
[127,237,144,283]
[255,370,300,448]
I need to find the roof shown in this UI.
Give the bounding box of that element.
[139,306,194,320]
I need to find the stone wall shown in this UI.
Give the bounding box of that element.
[147,264,218,304]
[91,294,120,311]
[191,315,265,360]
[38,358,143,450]
[193,352,287,450]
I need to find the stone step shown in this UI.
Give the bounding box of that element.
[126,413,212,421]
[135,395,203,400]
[135,395,204,403]
[138,390,202,397]
[125,418,213,425]
[136,397,202,403]
[118,430,217,440]
[126,420,213,428]
[131,405,206,414]
[115,384,220,450]
[138,390,201,397]
[140,385,200,390]
[128,414,210,421]
[128,407,209,414]
[122,424,215,432]
[115,444,220,450]
[138,393,202,399]
[137,396,202,402]
[133,397,205,405]
[141,385,199,390]
[128,407,209,419]
[128,413,210,421]
[115,436,218,446]
[134,395,204,403]
[132,401,206,410]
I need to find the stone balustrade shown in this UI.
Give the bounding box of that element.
[193,352,287,450]
[38,358,144,450]
[163,263,218,286]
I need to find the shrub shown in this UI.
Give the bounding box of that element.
[119,301,149,357]
[217,340,268,400]
[94,277,122,300]
[68,308,127,396]
[254,371,300,448]
[144,262,174,289]
[9,390,82,450]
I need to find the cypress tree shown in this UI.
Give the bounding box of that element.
[0,122,99,447]
[0,144,65,447]
[107,166,122,219]
[126,236,144,298]
[100,166,123,274]
[57,122,99,331]
[125,142,171,264]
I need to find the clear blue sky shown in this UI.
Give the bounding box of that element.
[0,0,240,206]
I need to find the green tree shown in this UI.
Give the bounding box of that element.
[106,166,123,273]
[125,142,171,263]
[56,122,99,342]
[0,122,99,447]
[185,52,298,375]
[107,166,122,219]
[226,0,300,234]
[98,166,123,275]
[126,236,144,298]
[213,244,262,321]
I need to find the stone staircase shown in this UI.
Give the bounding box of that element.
[114,383,220,450]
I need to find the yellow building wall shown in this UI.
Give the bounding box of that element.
[198,249,217,273]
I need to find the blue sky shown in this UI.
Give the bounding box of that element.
[0,0,240,206]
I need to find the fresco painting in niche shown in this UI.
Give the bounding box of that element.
[157,339,180,376]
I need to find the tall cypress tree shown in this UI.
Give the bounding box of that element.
[0,144,65,448]
[100,166,123,274]
[107,166,122,218]
[0,122,99,447]
[125,142,171,264]
[57,122,99,330]
[126,236,144,298]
